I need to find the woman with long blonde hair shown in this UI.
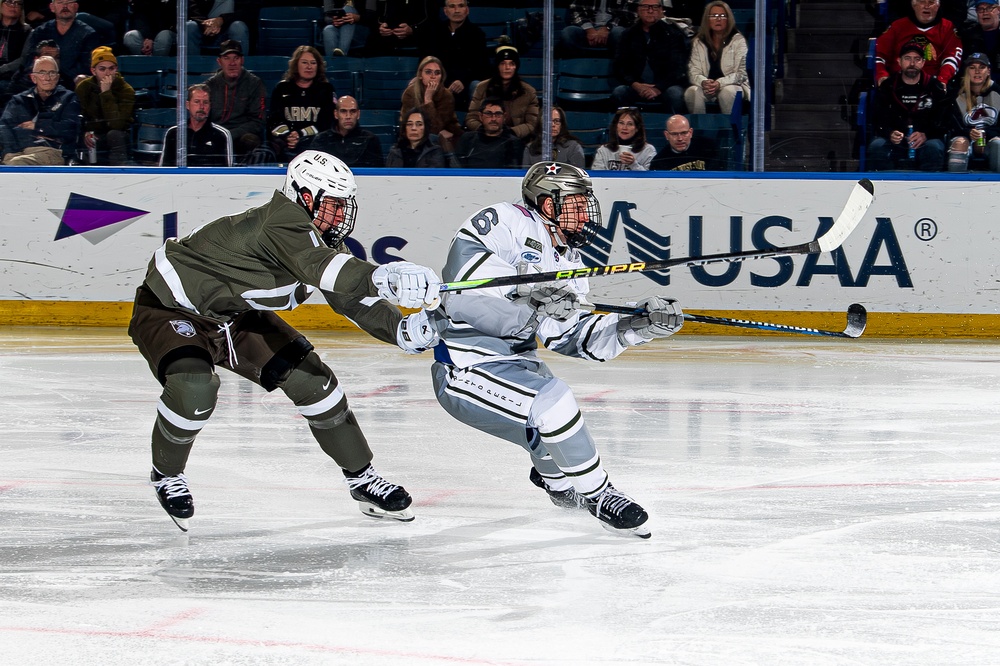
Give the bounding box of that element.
[400,55,463,152]
[944,52,1000,172]
[685,1,750,114]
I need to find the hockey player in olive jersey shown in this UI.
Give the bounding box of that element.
[129,150,441,532]
[429,162,684,539]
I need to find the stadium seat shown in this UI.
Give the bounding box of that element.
[556,58,615,110]
[132,108,178,164]
[360,58,417,110]
[564,110,610,166]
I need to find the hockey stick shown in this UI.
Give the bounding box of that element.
[440,178,874,293]
[590,302,868,339]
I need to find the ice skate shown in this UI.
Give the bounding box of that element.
[586,484,650,539]
[529,467,584,509]
[343,464,414,522]
[150,468,194,532]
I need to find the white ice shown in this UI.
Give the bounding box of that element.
[2,328,1000,665]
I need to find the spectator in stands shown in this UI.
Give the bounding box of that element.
[1,38,68,104]
[417,0,489,112]
[591,106,656,170]
[367,0,438,56]
[466,43,539,141]
[124,0,177,56]
[0,0,32,81]
[685,2,749,115]
[386,107,446,167]
[161,83,233,166]
[960,0,1000,69]
[875,0,963,88]
[400,55,463,154]
[522,106,586,167]
[0,54,80,164]
[23,0,51,26]
[187,0,250,56]
[944,52,1000,170]
[205,38,265,160]
[76,1,127,49]
[452,97,523,168]
[613,0,689,113]
[869,41,948,171]
[650,114,723,170]
[19,0,100,83]
[76,45,134,165]
[311,94,385,167]
[267,45,335,163]
[560,0,636,59]
[322,0,361,57]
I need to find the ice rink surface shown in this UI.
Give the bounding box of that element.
[2,327,1000,665]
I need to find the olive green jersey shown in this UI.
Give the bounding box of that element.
[142,190,400,344]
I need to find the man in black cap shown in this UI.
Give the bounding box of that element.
[869,41,948,171]
[205,38,265,161]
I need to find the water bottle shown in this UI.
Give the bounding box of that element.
[906,125,915,160]
[86,131,97,164]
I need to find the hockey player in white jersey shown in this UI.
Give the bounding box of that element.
[429,161,683,538]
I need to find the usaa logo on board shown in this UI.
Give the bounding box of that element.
[581,201,913,289]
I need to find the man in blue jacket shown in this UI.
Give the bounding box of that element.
[0,54,80,164]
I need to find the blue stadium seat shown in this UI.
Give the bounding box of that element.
[556,58,615,110]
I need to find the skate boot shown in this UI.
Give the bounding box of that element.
[343,464,414,522]
[529,467,584,509]
[150,468,194,532]
[585,484,650,539]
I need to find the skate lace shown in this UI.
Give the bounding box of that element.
[343,467,398,499]
[595,486,632,517]
[152,473,191,499]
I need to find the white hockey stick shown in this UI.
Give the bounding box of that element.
[440,179,875,293]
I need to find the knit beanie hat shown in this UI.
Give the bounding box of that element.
[91,46,117,68]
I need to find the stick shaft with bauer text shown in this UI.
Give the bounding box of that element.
[439,178,874,293]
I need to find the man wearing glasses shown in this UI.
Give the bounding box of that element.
[0,54,80,164]
[18,0,98,82]
[875,0,962,88]
[612,0,689,113]
[650,114,723,171]
[452,97,524,168]
[960,0,1000,70]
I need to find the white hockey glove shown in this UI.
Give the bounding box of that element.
[616,297,684,346]
[373,262,442,310]
[513,282,580,321]
[396,310,439,354]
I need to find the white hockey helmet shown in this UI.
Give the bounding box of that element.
[282,150,359,247]
[521,162,602,248]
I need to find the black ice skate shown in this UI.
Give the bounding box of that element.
[529,467,584,509]
[586,484,650,539]
[343,464,414,522]
[150,468,194,532]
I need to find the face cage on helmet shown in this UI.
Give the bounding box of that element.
[316,196,359,248]
[551,191,602,248]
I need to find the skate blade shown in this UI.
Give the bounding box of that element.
[358,501,415,522]
[599,521,651,539]
[168,514,190,532]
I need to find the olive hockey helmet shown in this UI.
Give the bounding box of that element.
[521,162,602,248]
[282,150,359,247]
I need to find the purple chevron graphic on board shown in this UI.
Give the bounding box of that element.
[53,193,149,244]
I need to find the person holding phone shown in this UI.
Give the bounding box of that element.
[322,0,359,57]
[366,0,437,56]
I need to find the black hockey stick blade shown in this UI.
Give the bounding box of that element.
[440,179,875,293]
[590,302,868,339]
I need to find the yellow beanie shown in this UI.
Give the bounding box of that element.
[91,46,117,68]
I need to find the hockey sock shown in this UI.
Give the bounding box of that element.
[152,357,220,476]
[278,351,373,472]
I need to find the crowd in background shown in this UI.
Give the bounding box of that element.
[1,0,996,172]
